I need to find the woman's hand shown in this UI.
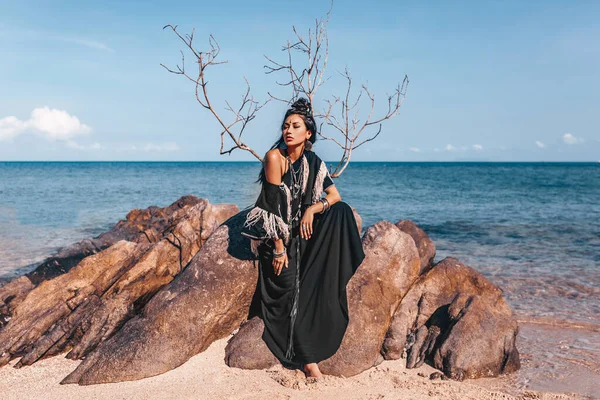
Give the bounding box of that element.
[300,209,315,240]
[272,252,288,276]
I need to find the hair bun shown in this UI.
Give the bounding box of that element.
[290,98,312,116]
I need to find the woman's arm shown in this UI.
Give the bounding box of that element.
[264,150,288,275]
[307,185,341,214]
[300,185,341,240]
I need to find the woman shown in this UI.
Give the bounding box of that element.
[241,98,365,378]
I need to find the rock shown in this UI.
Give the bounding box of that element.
[317,221,421,377]
[429,371,447,380]
[395,220,436,275]
[351,207,363,234]
[0,277,34,328]
[27,195,207,284]
[0,198,238,369]
[61,210,257,385]
[0,195,209,324]
[381,257,520,380]
[225,317,279,370]
[0,241,146,368]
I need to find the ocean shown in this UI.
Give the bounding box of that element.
[0,161,598,327]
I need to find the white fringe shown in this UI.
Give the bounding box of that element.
[279,183,292,231]
[244,206,290,244]
[250,238,261,256]
[301,155,309,196]
[311,160,329,204]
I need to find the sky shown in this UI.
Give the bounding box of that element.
[0,0,598,162]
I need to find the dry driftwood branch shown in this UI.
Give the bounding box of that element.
[320,70,409,177]
[161,24,268,162]
[264,4,331,105]
[263,3,408,178]
[161,2,408,176]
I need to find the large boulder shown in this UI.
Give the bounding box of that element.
[61,210,257,385]
[317,221,420,377]
[395,220,436,275]
[382,257,520,380]
[0,195,209,326]
[224,317,278,370]
[0,198,238,368]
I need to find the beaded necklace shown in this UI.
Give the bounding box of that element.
[286,154,304,225]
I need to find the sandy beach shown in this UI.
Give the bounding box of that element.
[1,322,596,400]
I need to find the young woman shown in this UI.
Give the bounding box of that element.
[241,98,365,378]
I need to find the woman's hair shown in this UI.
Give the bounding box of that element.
[257,98,317,183]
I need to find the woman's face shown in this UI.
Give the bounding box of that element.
[282,114,311,147]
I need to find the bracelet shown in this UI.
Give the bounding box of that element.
[320,198,330,213]
[273,249,286,258]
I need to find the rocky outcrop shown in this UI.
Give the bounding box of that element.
[395,220,436,275]
[225,317,278,370]
[0,195,211,326]
[0,197,238,369]
[0,199,520,385]
[61,210,257,385]
[382,257,520,380]
[317,221,421,377]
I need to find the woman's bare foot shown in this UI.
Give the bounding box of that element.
[303,363,323,379]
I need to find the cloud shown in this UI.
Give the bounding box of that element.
[472,144,483,151]
[0,27,114,53]
[66,140,102,150]
[445,144,457,151]
[28,107,91,140]
[0,116,26,141]
[409,147,420,152]
[65,38,114,52]
[536,141,546,148]
[0,107,91,142]
[562,133,584,145]
[144,142,179,152]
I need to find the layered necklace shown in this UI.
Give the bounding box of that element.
[286,153,304,225]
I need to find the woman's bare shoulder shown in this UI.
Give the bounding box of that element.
[265,149,285,165]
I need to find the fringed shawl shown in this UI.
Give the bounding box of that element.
[242,150,333,254]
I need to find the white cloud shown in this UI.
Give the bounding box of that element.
[0,28,114,53]
[445,144,457,151]
[28,107,91,140]
[66,140,102,150]
[433,148,440,152]
[536,141,546,148]
[0,107,91,142]
[472,144,483,151]
[409,147,420,152]
[0,116,26,141]
[562,133,584,145]
[144,142,179,152]
[66,38,114,52]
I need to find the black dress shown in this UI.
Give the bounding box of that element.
[242,150,365,368]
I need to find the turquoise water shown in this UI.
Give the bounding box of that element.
[0,161,598,325]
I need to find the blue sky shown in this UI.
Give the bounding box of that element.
[0,0,598,161]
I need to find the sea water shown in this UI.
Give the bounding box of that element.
[0,161,598,326]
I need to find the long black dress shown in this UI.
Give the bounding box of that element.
[241,150,365,369]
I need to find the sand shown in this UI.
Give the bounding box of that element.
[0,334,590,400]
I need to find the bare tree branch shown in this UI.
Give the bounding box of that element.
[323,71,409,177]
[161,2,409,174]
[160,24,268,162]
